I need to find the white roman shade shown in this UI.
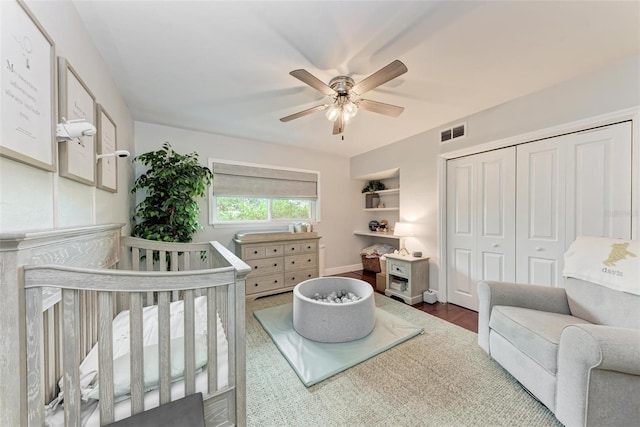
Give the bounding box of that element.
[212,162,318,199]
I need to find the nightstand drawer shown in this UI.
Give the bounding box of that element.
[388,260,409,277]
[285,253,317,271]
[246,273,284,295]
[247,257,284,277]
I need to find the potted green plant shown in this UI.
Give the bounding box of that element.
[361,180,386,208]
[131,142,213,243]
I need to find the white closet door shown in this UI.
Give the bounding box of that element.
[447,147,515,310]
[516,139,566,286]
[447,157,477,309]
[516,121,633,287]
[565,122,632,243]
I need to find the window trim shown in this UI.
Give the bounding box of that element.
[208,158,321,226]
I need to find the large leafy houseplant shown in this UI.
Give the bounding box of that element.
[131,142,213,243]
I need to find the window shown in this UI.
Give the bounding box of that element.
[209,160,319,225]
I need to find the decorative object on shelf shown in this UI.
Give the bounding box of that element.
[131,142,213,243]
[361,180,386,193]
[365,193,380,209]
[412,251,423,257]
[393,222,415,256]
[378,202,385,208]
[368,220,380,232]
[378,219,388,232]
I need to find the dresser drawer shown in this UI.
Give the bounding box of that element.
[284,268,318,287]
[285,243,301,254]
[243,244,283,260]
[246,273,284,295]
[388,260,409,278]
[299,241,317,253]
[247,257,284,277]
[285,253,317,271]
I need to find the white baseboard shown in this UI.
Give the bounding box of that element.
[323,263,363,276]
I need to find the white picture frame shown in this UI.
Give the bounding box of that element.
[58,56,96,186]
[96,104,117,192]
[0,0,57,171]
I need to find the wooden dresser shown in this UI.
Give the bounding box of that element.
[234,232,321,299]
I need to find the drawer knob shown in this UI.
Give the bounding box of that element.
[254,266,258,269]
[273,263,277,267]
[291,277,295,280]
[274,280,278,283]
[307,259,311,262]
[254,283,258,287]
[273,249,277,252]
[291,261,295,264]
[291,248,295,251]
[308,274,312,277]
[254,250,258,254]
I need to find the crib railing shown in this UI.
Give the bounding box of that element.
[22,239,250,427]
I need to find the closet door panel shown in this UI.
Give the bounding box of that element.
[565,122,632,242]
[447,158,477,308]
[447,147,515,310]
[516,141,565,286]
[477,147,516,284]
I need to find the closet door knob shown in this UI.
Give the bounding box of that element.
[535,247,543,251]
[492,243,499,248]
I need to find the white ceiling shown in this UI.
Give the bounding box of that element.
[73,0,640,158]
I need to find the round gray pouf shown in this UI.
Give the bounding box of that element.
[293,277,375,343]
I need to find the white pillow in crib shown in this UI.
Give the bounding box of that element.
[75,295,219,401]
[83,334,208,400]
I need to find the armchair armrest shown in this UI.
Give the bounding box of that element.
[477,281,570,353]
[556,325,640,427]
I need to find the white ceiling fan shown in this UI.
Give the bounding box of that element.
[280,60,408,136]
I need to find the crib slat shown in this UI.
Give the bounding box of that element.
[158,292,171,404]
[130,292,145,414]
[170,251,179,271]
[98,292,115,424]
[44,307,56,402]
[26,287,44,426]
[131,247,140,271]
[146,249,154,305]
[184,290,196,394]
[62,289,81,426]
[207,287,218,394]
[159,250,167,271]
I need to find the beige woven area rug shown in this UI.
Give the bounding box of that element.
[246,292,561,427]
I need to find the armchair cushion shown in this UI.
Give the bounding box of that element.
[489,306,591,374]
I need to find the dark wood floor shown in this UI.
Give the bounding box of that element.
[333,270,479,333]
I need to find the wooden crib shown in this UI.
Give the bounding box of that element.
[1,225,250,426]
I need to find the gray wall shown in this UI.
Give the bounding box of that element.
[134,122,363,272]
[0,0,134,233]
[350,54,640,295]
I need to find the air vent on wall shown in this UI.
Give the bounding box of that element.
[440,122,466,143]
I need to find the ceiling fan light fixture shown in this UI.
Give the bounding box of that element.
[325,104,341,122]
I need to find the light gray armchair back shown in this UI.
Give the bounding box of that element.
[565,277,640,328]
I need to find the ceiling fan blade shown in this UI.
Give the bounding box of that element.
[332,115,344,135]
[289,69,335,96]
[279,104,327,122]
[352,60,408,95]
[358,99,405,117]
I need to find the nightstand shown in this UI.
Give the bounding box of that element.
[384,254,429,304]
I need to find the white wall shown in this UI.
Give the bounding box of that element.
[0,0,134,234]
[350,54,640,297]
[134,122,362,272]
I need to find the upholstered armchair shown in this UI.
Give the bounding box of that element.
[477,237,640,427]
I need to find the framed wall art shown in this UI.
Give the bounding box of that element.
[58,56,96,185]
[96,104,118,192]
[0,0,57,171]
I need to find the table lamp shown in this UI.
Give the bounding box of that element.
[393,222,414,256]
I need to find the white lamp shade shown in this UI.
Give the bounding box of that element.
[393,222,414,237]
